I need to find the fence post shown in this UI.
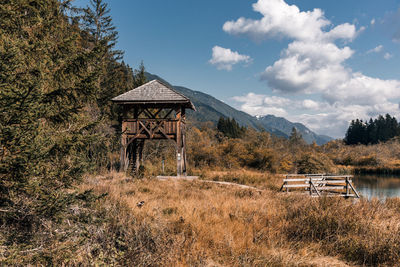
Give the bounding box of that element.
[286,175,289,192]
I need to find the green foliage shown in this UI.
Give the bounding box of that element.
[82,0,133,119]
[83,0,123,60]
[0,0,98,224]
[0,0,140,258]
[217,116,246,138]
[289,127,304,145]
[345,114,400,145]
[133,61,148,88]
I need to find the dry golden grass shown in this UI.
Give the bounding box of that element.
[201,169,282,190]
[79,170,390,266]
[324,139,400,172]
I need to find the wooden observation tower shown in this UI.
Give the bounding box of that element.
[111,80,195,176]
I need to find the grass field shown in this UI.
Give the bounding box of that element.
[73,170,400,266]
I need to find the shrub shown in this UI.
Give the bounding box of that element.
[297,152,335,174]
[356,155,378,166]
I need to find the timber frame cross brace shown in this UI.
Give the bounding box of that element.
[138,107,174,120]
[126,120,172,147]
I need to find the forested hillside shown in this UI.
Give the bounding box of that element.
[145,73,332,144]
[257,115,332,145]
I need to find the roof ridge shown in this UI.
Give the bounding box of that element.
[110,80,157,100]
[111,79,196,110]
[153,79,190,101]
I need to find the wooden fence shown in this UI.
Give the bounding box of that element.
[280,174,360,198]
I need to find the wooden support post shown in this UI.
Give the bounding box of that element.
[120,105,129,172]
[286,175,289,192]
[130,139,144,175]
[135,140,140,173]
[181,108,187,176]
[139,140,144,166]
[181,135,187,175]
[128,140,135,172]
[120,133,127,172]
[176,106,183,176]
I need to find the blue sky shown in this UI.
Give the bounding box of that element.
[75,0,400,138]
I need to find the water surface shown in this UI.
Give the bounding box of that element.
[353,174,400,199]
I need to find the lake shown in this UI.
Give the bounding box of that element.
[353,174,400,199]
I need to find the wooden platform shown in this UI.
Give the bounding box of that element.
[280,174,360,198]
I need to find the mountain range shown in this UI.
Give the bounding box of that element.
[145,73,332,145]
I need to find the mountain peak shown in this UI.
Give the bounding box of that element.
[256,115,332,145]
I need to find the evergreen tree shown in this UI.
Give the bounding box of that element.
[345,114,400,145]
[133,61,148,88]
[367,118,377,144]
[83,0,123,59]
[217,117,245,138]
[217,117,227,134]
[82,0,135,123]
[0,0,100,241]
[375,115,386,143]
[289,127,305,145]
[345,119,367,145]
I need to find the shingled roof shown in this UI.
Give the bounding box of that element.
[111,80,195,110]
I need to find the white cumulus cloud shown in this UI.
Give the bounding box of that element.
[367,45,383,54]
[384,52,393,60]
[302,99,321,110]
[224,0,400,137]
[223,0,357,42]
[232,93,290,117]
[233,94,400,137]
[209,46,251,71]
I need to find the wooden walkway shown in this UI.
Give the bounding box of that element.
[156,175,199,180]
[156,176,261,191]
[280,174,360,198]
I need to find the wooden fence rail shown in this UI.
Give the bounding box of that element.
[280,174,360,198]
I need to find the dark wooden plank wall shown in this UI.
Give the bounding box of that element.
[124,119,178,135]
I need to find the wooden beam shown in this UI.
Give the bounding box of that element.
[162,108,174,119]
[153,108,163,118]
[154,121,173,140]
[176,107,182,176]
[139,120,152,137]
[182,108,187,175]
[310,181,321,197]
[120,134,127,172]
[348,180,360,198]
